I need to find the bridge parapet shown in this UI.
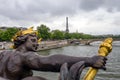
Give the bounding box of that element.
[68,38,120,45]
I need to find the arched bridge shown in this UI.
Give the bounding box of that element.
[79,39,104,45]
[68,38,120,45]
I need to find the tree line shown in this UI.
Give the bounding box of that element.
[0,24,118,41]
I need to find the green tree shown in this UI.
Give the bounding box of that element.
[64,32,71,39]
[0,28,19,41]
[51,30,64,40]
[0,29,3,41]
[70,33,81,39]
[81,34,93,39]
[37,24,51,40]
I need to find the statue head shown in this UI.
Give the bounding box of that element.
[11,27,41,51]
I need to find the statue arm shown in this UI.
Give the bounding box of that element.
[23,53,92,72]
[39,54,92,72]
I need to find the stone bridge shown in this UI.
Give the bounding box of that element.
[79,39,104,45]
[68,38,120,45]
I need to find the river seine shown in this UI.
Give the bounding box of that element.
[34,41,120,80]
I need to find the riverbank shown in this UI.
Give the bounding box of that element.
[0,40,69,50]
[37,40,69,51]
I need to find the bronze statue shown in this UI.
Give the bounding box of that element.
[0,27,107,80]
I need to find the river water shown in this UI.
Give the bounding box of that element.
[34,41,120,80]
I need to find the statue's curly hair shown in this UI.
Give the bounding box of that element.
[13,34,29,49]
[11,27,40,49]
[13,34,38,49]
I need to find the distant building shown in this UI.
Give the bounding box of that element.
[0,26,27,31]
[0,26,7,31]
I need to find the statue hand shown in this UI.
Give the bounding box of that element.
[90,55,107,70]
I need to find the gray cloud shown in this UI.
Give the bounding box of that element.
[0,0,120,21]
[79,0,104,11]
[79,0,120,12]
[0,0,78,21]
[0,0,120,34]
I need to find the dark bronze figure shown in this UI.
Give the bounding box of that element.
[0,28,107,80]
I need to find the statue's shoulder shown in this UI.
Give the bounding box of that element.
[0,50,15,60]
[0,50,22,56]
[22,51,41,58]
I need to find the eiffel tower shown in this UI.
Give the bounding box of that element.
[66,17,69,33]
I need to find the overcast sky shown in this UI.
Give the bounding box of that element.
[0,0,120,35]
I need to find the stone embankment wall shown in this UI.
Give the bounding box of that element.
[38,40,69,51]
[0,42,13,50]
[0,40,69,50]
